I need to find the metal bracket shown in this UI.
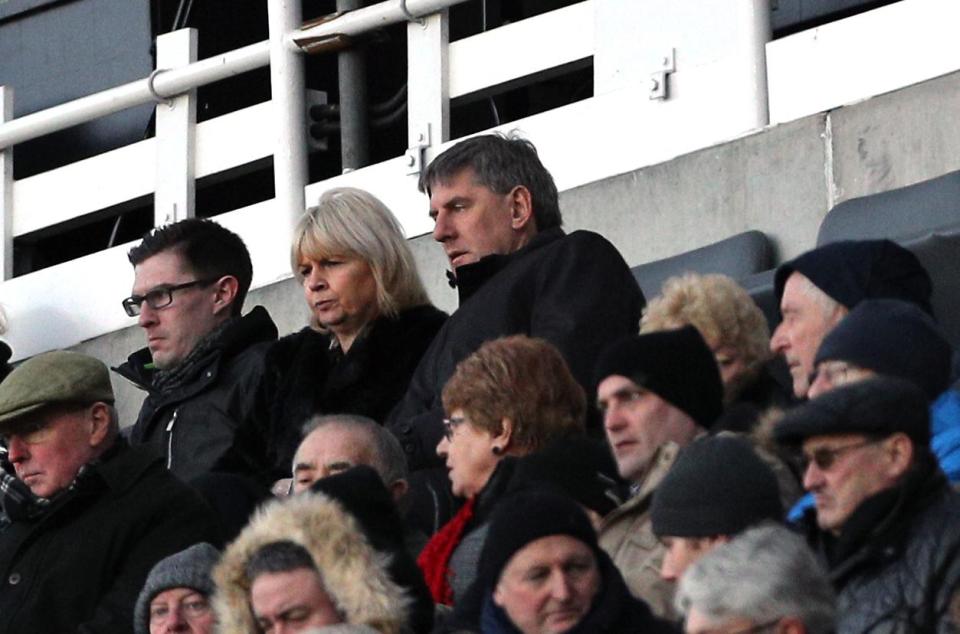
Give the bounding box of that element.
[405,124,431,176]
[649,49,675,101]
[147,69,174,107]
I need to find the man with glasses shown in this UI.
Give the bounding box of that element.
[114,218,278,483]
[775,376,960,633]
[0,351,219,633]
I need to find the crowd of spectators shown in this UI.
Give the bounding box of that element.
[1,131,959,634]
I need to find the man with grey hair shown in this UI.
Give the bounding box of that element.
[770,239,932,399]
[675,523,835,634]
[0,350,219,632]
[287,414,409,502]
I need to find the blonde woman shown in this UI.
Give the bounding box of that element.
[261,187,446,476]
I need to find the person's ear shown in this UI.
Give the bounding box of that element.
[775,615,807,634]
[493,582,507,608]
[211,276,240,316]
[508,186,535,232]
[492,417,514,455]
[884,433,914,480]
[389,478,409,502]
[87,402,112,448]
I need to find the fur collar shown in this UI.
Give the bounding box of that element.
[213,493,411,634]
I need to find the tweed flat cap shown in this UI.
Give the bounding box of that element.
[0,350,114,426]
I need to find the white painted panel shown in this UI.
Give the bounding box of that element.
[767,0,960,125]
[448,1,594,99]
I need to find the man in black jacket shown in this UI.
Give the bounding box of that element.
[387,133,645,472]
[114,218,278,483]
[775,376,960,633]
[0,350,219,633]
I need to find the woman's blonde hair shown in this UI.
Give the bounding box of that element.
[292,187,429,320]
[642,272,770,378]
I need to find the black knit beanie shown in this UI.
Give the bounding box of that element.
[593,325,724,428]
[814,298,951,401]
[775,375,930,447]
[134,542,220,634]
[650,435,783,538]
[479,490,598,591]
[774,239,933,314]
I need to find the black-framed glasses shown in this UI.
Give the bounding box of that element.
[802,439,880,472]
[441,416,467,441]
[121,278,218,316]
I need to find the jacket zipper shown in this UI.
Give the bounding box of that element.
[165,409,179,470]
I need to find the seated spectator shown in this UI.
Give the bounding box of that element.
[0,351,220,632]
[675,523,835,634]
[260,187,446,476]
[774,377,960,632]
[641,273,786,426]
[135,542,220,634]
[115,218,278,483]
[593,326,724,618]
[787,298,960,520]
[651,435,783,583]
[474,490,674,634]
[214,492,414,634]
[418,335,586,606]
[770,239,932,399]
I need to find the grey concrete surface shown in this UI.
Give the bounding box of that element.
[65,69,960,420]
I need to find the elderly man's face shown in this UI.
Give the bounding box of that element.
[429,168,526,270]
[4,406,99,498]
[149,587,214,634]
[770,273,846,399]
[493,535,601,634]
[292,425,375,494]
[598,375,699,483]
[250,567,342,634]
[801,433,902,534]
[685,609,784,634]
[132,250,225,370]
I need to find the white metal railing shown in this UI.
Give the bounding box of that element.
[2,0,957,362]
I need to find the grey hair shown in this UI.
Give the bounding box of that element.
[292,187,429,321]
[675,523,835,634]
[300,414,408,486]
[792,273,847,324]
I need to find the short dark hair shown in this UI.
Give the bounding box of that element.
[419,132,562,231]
[127,218,253,315]
[244,540,316,584]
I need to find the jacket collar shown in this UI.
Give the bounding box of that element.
[448,227,566,303]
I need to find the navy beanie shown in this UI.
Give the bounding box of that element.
[815,299,951,401]
[593,326,724,428]
[774,239,933,315]
[651,435,783,538]
[775,376,930,447]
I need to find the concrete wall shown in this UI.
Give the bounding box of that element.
[77,69,960,424]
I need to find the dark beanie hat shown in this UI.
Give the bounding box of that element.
[134,542,220,634]
[774,239,933,314]
[479,491,598,590]
[774,375,930,447]
[509,436,625,517]
[651,435,783,538]
[593,326,724,428]
[814,299,951,401]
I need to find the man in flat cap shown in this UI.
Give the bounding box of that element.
[592,326,725,618]
[0,350,219,633]
[770,239,933,400]
[775,376,960,633]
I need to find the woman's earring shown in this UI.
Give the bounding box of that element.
[492,446,504,456]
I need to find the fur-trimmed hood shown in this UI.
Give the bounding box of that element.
[213,492,411,634]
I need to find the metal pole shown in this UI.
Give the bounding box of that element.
[743,0,772,128]
[337,0,370,170]
[0,86,12,280]
[267,0,308,229]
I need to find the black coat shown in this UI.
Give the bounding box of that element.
[388,228,645,470]
[803,459,960,633]
[114,306,278,484]
[0,441,220,633]
[258,304,446,475]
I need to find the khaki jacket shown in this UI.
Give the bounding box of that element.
[598,442,681,620]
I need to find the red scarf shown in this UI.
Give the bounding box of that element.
[416,496,477,605]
